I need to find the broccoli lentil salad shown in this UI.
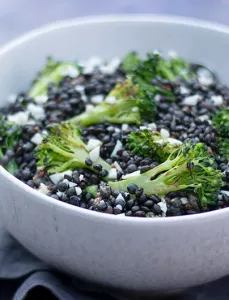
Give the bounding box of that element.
[1,51,229,218]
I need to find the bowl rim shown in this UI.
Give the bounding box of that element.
[1,13,229,224]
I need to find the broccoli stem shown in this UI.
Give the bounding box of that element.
[29,63,79,98]
[43,143,110,174]
[85,185,98,197]
[109,163,190,195]
[109,153,185,192]
[71,102,140,126]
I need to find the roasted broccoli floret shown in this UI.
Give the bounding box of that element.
[216,137,229,159]
[109,140,223,208]
[127,129,181,163]
[122,52,141,73]
[70,78,158,126]
[36,122,111,175]
[29,57,81,98]
[122,51,195,83]
[213,108,229,137]
[0,114,21,174]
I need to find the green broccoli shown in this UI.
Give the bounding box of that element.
[70,78,160,126]
[127,129,181,163]
[122,51,141,73]
[216,137,229,159]
[0,114,21,174]
[122,51,195,83]
[109,140,223,208]
[212,108,229,137]
[36,122,111,175]
[29,57,81,98]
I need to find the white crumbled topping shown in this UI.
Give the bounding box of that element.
[167,138,183,145]
[88,56,103,67]
[155,139,164,145]
[113,161,123,173]
[158,200,167,215]
[197,68,214,86]
[34,95,48,104]
[42,129,48,136]
[8,93,17,103]
[110,57,121,68]
[140,126,148,130]
[160,128,170,139]
[61,65,79,78]
[154,94,161,102]
[85,104,94,112]
[183,94,202,106]
[116,193,124,201]
[26,119,36,125]
[68,182,76,188]
[83,57,102,74]
[50,170,73,185]
[116,204,123,210]
[181,197,188,205]
[132,107,139,112]
[168,50,177,58]
[121,123,128,131]
[218,194,223,201]
[122,170,141,179]
[79,174,84,181]
[180,86,190,95]
[108,168,117,180]
[156,137,182,146]
[81,94,88,102]
[221,190,229,196]
[199,75,214,86]
[75,187,82,195]
[75,85,85,93]
[37,183,50,195]
[37,166,44,171]
[211,95,223,106]
[27,103,45,120]
[31,133,43,145]
[83,65,94,74]
[111,140,123,157]
[105,96,116,104]
[57,191,63,197]
[91,94,104,105]
[62,179,69,185]
[7,111,29,125]
[89,146,100,162]
[199,114,209,121]
[148,123,157,131]
[87,138,102,150]
[100,57,120,74]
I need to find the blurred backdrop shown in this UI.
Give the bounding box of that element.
[1,0,229,44]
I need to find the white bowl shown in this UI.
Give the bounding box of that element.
[1,15,229,296]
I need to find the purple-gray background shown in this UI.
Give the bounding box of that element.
[1,0,229,45]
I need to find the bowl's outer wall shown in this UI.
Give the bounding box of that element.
[1,17,229,292]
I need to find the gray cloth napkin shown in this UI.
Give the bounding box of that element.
[0,216,228,300]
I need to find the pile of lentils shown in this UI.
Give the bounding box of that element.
[1,55,229,218]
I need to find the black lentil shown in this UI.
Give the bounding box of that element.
[1,55,229,218]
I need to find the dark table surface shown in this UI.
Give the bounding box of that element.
[1,0,229,45]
